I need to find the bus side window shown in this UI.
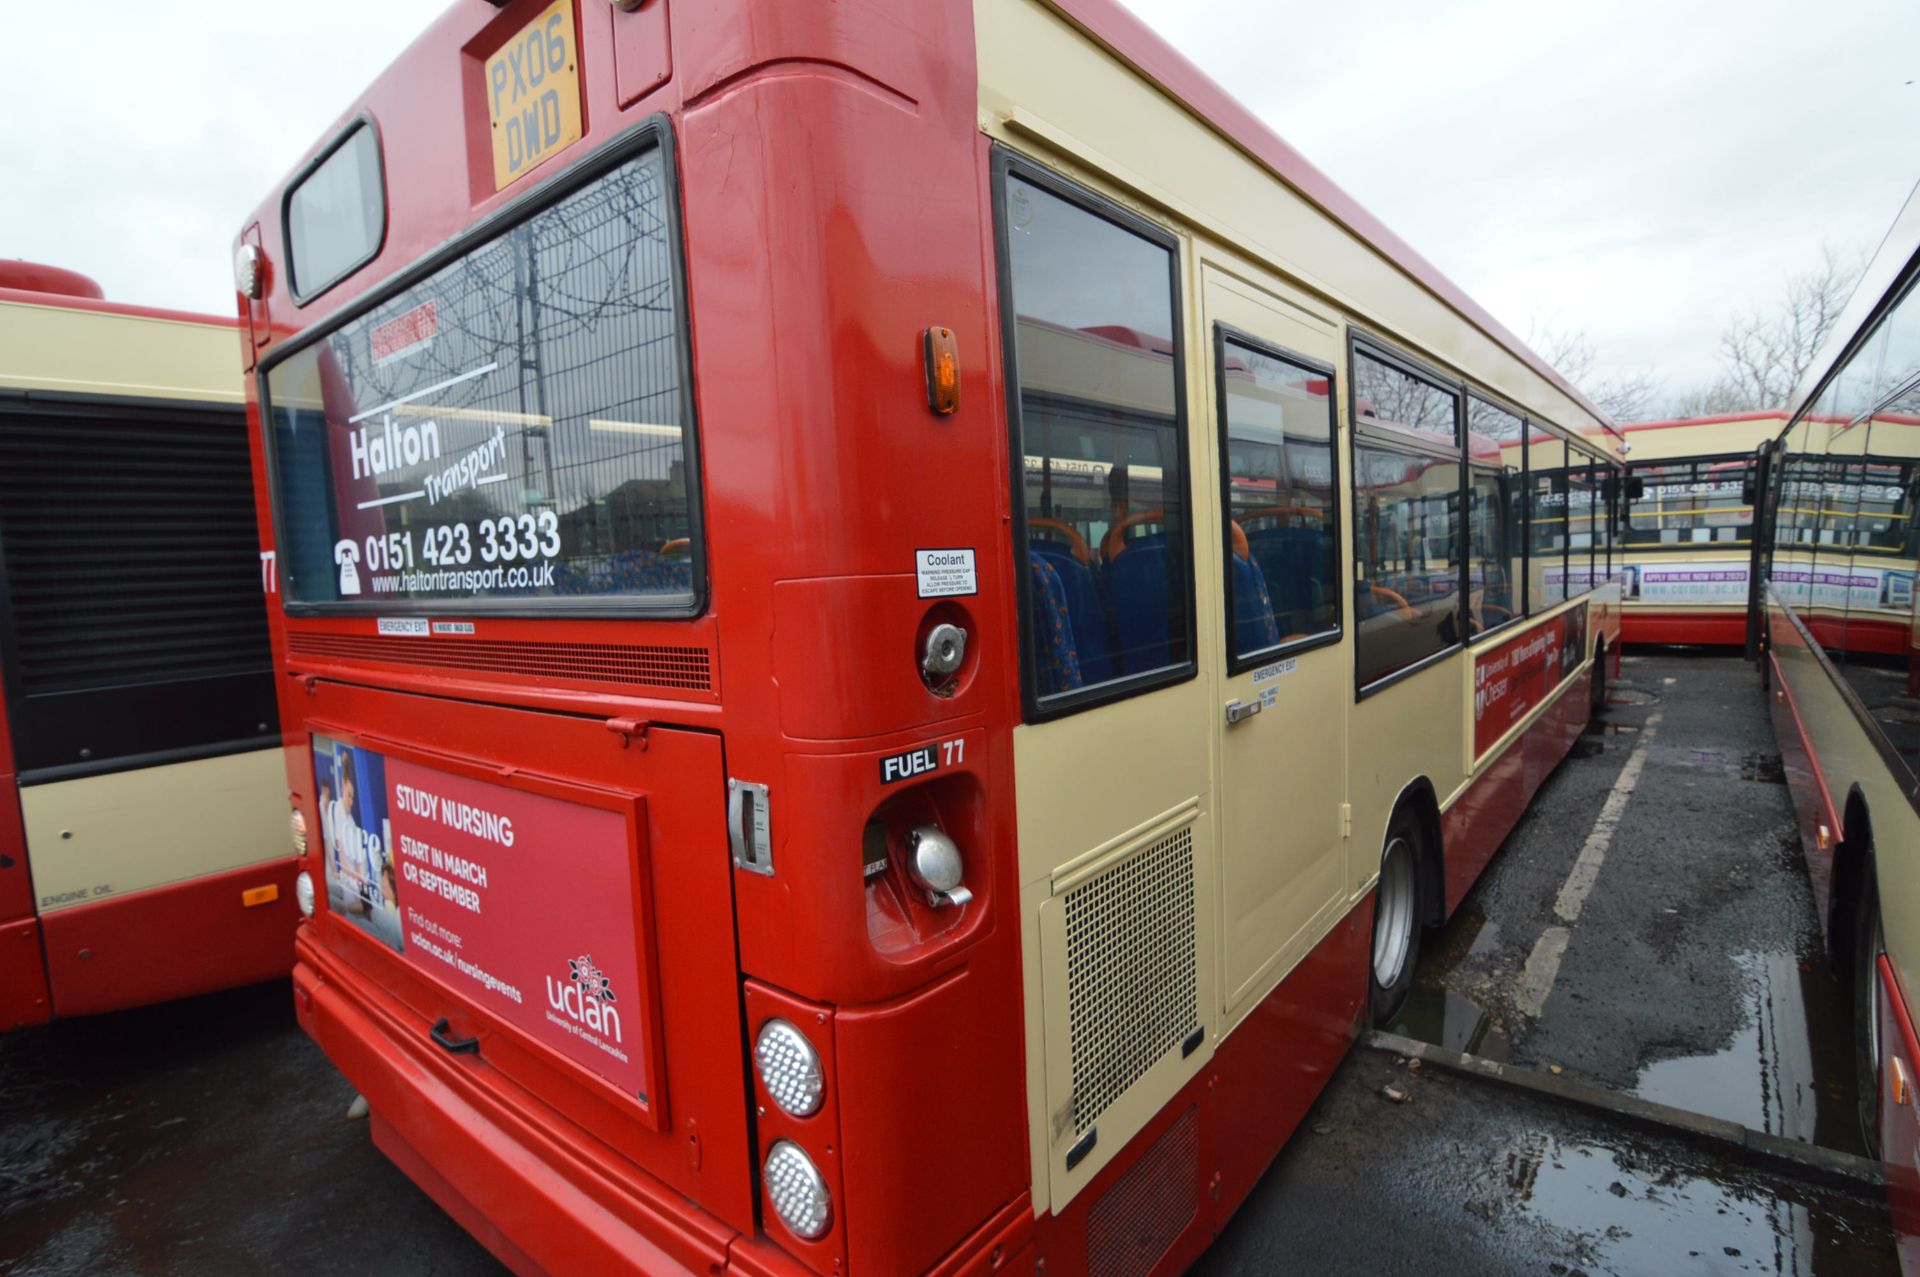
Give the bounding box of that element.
[1215,332,1340,665]
[1351,347,1463,689]
[999,164,1193,713]
[1467,396,1525,630]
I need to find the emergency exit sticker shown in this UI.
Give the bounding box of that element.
[915,548,977,599]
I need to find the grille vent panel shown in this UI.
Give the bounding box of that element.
[285,632,712,691]
[1086,1107,1199,1277]
[0,407,266,691]
[1063,825,1198,1137]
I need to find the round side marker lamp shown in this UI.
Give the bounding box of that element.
[763,1140,831,1240]
[755,1018,824,1117]
[294,871,316,918]
[234,244,264,300]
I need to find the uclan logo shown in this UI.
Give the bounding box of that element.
[547,954,622,1042]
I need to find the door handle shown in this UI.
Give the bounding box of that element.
[430,1017,480,1055]
[1225,698,1262,726]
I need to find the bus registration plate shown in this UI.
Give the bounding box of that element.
[485,0,583,191]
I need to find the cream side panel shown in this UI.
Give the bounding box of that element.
[975,0,1607,444]
[25,748,287,909]
[1197,259,1355,1030]
[1779,649,1920,1014]
[1622,418,1785,463]
[1347,656,1467,877]
[0,300,240,403]
[1012,686,1215,1211]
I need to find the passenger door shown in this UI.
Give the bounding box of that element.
[1202,268,1350,1021]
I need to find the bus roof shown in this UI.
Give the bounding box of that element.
[1048,0,1620,440]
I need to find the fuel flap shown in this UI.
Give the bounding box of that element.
[299,676,753,1231]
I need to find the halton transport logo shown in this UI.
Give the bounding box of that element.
[547,953,623,1043]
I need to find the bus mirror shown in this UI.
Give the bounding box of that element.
[1625,476,1645,501]
[1742,478,1757,505]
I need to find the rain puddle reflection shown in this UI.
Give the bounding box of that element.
[1490,1129,1895,1274]
[1388,984,1513,1063]
[1632,951,1863,1155]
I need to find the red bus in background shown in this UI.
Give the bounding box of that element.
[1615,414,1785,647]
[235,2,1622,1273]
[0,263,292,1030]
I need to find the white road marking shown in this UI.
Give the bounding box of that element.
[1516,926,1570,1019]
[1514,711,1663,1018]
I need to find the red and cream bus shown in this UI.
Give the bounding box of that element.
[0,263,292,1030]
[1615,413,1785,646]
[236,2,1622,1272]
[1752,183,1920,1270]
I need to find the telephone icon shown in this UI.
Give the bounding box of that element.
[335,540,363,596]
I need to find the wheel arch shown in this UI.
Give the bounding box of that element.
[1386,776,1445,928]
[1831,784,1876,966]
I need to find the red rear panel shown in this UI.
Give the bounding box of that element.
[297,676,752,1230]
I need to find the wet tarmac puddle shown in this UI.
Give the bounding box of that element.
[1631,951,1864,1156]
[1482,1129,1896,1275]
[1672,749,1788,784]
[1389,984,1515,1062]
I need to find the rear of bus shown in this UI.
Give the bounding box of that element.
[0,266,291,1029]
[1615,414,1783,647]
[240,4,1026,1274]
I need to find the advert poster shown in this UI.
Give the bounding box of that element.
[1626,564,1749,603]
[1472,602,1587,758]
[312,734,652,1102]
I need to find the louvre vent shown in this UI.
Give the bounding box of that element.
[1063,825,1198,1137]
[285,632,712,691]
[1086,1107,1198,1277]
[0,406,266,692]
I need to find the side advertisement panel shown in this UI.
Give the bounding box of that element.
[1473,603,1587,759]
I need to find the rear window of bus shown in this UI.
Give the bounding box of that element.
[264,140,701,613]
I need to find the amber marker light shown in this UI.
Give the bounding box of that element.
[924,326,960,415]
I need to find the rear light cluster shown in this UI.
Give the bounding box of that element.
[762,1140,832,1240]
[755,1019,824,1117]
[750,1005,837,1247]
[291,802,317,918]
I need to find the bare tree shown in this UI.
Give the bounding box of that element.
[1527,321,1664,423]
[1661,244,1861,416]
[1712,244,1858,411]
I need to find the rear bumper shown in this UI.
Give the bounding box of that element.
[1619,608,1746,647]
[294,936,773,1277]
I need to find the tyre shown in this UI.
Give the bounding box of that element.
[1854,862,1885,1159]
[1369,812,1423,1028]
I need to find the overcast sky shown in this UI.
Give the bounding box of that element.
[4,1,1916,415]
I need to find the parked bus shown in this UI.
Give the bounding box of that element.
[1615,413,1785,646]
[236,2,1623,1272]
[1751,180,1920,1268]
[0,262,291,1031]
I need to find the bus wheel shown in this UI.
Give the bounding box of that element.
[1853,860,1885,1159]
[1369,815,1422,1027]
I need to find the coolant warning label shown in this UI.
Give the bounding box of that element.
[915,548,977,599]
